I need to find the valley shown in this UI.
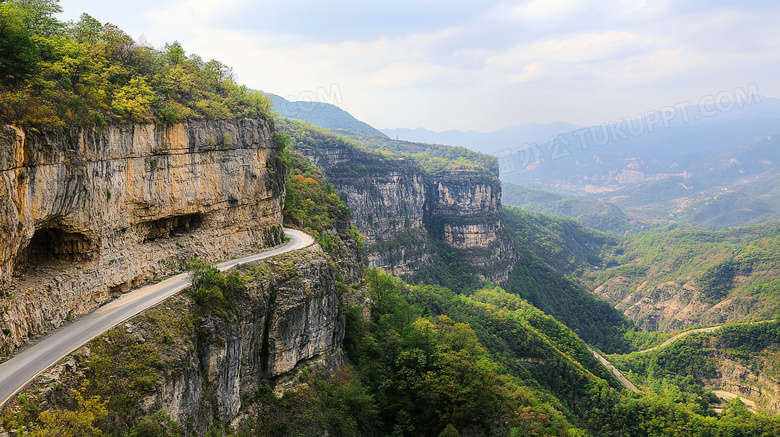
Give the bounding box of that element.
[2,1,780,435]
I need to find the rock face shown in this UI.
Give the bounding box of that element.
[594,276,706,332]
[426,171,515,282]
[704,356,780,414]
[12,245,346,437]
[295,143,514,283]
[594,275,775,332]
[0,119,285,355]
[142,247,345,434]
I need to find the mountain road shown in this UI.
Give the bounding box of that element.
[0,228,314,408]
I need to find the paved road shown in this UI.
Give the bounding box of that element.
[638,326,722,354]
[587,346,640,393]
[638,321,775,354]
[590,321,776,393]
[589,326,729,393]
[0,228,314,408]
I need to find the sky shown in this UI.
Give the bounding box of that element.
[56,0,780,132]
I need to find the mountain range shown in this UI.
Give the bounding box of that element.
[5,7,780,435]
[265,89,780,229]
[263,92,385,136]
[380,122,581,153]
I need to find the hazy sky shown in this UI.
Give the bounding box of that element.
[57,0,780,132]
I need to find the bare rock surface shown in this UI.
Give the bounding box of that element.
[0,119,285,356]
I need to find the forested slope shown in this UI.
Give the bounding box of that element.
[590,221,780,331]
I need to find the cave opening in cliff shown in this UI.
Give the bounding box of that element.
[14,227,96,274]
[141,213,204,242]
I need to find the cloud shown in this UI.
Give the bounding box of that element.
[55,0,780,131]
[513,0,581,19]
[494,31,660,66]
[508,62,547,83]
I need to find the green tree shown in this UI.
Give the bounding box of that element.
[68,12,101,44]
[163,40,185,65]
[438,424,460,437]
[112,75,155,122]
[0,3,39,86]
[186,261,245,312]
[204,59,233,92]
[11,0,64,36]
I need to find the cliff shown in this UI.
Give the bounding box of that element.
[0,119,285,355]
[634,322,780,415]
[705,355,780,414]
[152,246,345,433]
[1,244,347,436]
[425,170,515,281]
[283,121,514,284]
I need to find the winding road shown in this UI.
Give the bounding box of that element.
[588,325,727,393]
[638,325,723,354]
[0,228,314,408]
[590,322,774,393]
[588,346,640,393]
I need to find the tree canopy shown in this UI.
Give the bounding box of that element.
[0,0,272,127]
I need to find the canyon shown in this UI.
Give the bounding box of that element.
[292,134,515,284]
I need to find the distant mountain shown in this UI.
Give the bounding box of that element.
[499,97,780,190]
[497,96,780,228]
[599,135,780,227]
[263,93,385,136]
[501,183,640,233]
[381,122,581,154]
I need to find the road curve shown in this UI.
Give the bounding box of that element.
[638,326,722,354]
[0,228,314,408]
[588,320,776,393]
[588,326,726,393]
[638,321,777,354]
[587,346,640,393]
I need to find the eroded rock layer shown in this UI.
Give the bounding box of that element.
[296,144,514,283]
[0,119,285,355]
[149,246,344,433]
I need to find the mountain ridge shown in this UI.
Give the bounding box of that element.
[263,92,385,136]
[382,121,581,153]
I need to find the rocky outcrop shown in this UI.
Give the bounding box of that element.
[704,355,780,414]
[595,276,705,332]
[426,171,515,283]
[295,142,514,283]
[149,246,344,433]
[594,275,774,332]
[7,244,346,436]
[0,119,285,355]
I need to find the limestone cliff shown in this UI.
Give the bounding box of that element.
[3,244,346,436]
[148,246,344,433]
[704,355,780,414]
[426,170,515,282]
[289,128,514,284]
[0,119,285,355]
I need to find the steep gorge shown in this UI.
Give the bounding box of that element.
[286,123,515,284]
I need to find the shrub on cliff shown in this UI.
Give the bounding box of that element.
[186,261,245,313]
[280,138,352,236]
